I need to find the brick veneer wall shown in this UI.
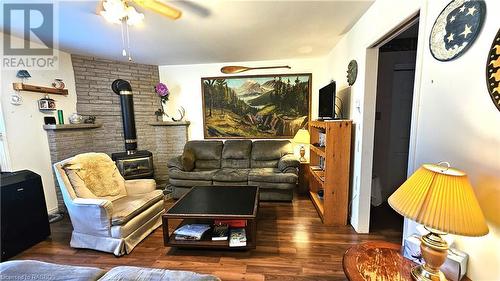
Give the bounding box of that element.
[47,127,102,211]
[46,55,189,212]
[72,55,160,154]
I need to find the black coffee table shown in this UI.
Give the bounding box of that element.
[162,185,259,250]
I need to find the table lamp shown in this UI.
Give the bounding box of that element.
[292,129,310,162]
[388,163,488,281]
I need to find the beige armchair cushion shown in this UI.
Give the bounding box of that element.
[64,153,126,197]
[111,190,164,226]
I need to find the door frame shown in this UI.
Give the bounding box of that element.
[358,10,426,233]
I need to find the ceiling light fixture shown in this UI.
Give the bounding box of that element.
[100,0,144,61]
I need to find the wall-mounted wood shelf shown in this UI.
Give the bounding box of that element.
[13,83,68,96]
[43,123,101,131]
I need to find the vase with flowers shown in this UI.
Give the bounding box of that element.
[154,82,170,121]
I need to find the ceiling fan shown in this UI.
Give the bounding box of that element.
[99,0,182,23]
[98,0,181,61]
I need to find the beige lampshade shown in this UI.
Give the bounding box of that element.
[293,129,310,144]
[388,164,489,237]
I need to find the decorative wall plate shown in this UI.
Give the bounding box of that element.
[347,60,358,86]
[486,28,500,111]
[429,0,486,61]
[10,93,22,105]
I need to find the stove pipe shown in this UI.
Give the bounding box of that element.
[112,79,137,154]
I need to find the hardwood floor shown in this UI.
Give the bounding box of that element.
[13,194,402,281]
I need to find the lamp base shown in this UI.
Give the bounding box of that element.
[411,229,449,281]
[299,145,306,162]
[411,265,447,281]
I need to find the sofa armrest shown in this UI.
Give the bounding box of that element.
[69,198,113,236]
[125,179,157,195]
[167,155,184,171]
[278,154,300,172]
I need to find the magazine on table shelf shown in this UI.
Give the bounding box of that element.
[211,224,229,241]
[173,224,211,241]
[229,228,247,247]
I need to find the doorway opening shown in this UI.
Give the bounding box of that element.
[369,20,419,233]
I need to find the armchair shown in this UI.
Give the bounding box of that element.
[53,153,164,256]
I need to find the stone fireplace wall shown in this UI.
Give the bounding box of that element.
[71,55,160,154]
[45,55,189,211]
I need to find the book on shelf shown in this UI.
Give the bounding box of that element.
[214,219,246,228]
[173,224,211,240]
[211,224,229,241]
[229,228,247,247]
[310,165,322,171]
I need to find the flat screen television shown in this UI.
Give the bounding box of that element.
[318,81,336,120]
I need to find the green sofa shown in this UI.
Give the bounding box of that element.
[167,140,300,201]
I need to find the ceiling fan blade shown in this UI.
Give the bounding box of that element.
[221,65,291,74]
[133,0,182,20]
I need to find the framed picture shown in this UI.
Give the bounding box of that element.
[201,73,311,139]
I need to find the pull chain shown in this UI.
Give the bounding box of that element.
[121,19,126,57]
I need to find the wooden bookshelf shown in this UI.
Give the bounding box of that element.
[308,120,352,226]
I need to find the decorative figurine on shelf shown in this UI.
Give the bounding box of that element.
[16,70,31,83]
[83,115,96,124]
[69,113,83,124]
[171,106,186,122]
[154,82,170,121]
[38,95,56,111]
[52,79,65,89]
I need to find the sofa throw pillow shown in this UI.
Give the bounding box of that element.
[182,149,196,171]
[64,153,125,197]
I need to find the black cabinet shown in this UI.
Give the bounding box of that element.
[1,170,51,261]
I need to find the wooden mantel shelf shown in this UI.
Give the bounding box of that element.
[149,121,190,126]
[43,123,102,130]
[13,83,69,96]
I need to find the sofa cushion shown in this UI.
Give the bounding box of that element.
[251,140,292,161]
[185,141,223,169]
[169,169,218,181]
[99,266,220,281]
[248,168,298,184]
[213,169,249,182]
[248,181,296,191]
[221,140,252,169]
[169,179,212,187]
[181,149,196,171]
[0,260,105,281]
[111,190,164,226]
[222,140,252,158]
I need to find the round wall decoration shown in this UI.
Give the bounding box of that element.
[429,0,486,61]
[486,28,500,111]
[347,60,358,86]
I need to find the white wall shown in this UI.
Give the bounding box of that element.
[0,33,77,213]
[158,58,326,140]
[322,0,422,233]
[325,0,500,279]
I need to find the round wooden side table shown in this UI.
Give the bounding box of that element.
[342,241,416,281]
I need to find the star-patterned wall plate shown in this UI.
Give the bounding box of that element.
[429,0,486,61]
[486,29,500,112]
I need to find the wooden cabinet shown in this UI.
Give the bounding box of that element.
[308,120,352,226]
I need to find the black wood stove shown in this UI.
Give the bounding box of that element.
[110,79,154,180]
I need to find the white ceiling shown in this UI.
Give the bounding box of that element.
[2,0,374,66]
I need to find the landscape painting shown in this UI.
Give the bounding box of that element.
[201,73,311,138]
